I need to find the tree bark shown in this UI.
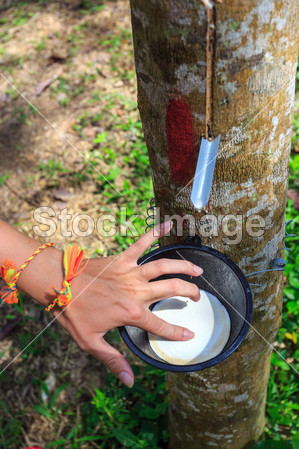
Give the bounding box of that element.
[129,1,298,448]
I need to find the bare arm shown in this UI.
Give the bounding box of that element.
[0,219,202,387]
[0,219,64,306]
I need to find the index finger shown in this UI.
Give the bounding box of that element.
[138,309,194,341]
[124,220,173,261]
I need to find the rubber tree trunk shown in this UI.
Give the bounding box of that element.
[129,1,298,448]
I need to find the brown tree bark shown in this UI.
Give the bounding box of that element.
[129,1,298,448]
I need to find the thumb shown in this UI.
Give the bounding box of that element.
[91,335,135,388]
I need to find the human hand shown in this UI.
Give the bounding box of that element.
[53,220,203,387]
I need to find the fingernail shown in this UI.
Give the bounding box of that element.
[193,264,203,274]
[119,371,134,388]
[183,329,195,340]
[159,220,173,235]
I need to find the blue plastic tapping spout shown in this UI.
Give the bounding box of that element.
[191,135,221,210]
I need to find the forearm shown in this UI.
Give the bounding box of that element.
[0,219,63,307]
[0,219,203,387]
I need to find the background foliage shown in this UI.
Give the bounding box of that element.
[0,1,297,448]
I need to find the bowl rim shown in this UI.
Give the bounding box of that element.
[118,240,253,372]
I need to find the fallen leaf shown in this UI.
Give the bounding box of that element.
[35,77,54,96]
[66,120,78,135]
[32,190,42,204]
[96,67,107,78]
[50,47,68,61]
[114,80,124,87]
[54,200,67,210]
[286,357,294,364]
[83,126,98,138]
[47,55,66,65]
[52,188,71,201]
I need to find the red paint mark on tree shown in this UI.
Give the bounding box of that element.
[166,96,196,185]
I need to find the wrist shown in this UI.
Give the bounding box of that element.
[17,246,64,307]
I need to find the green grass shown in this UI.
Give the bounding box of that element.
[35,360,168,449]
[252,441,298,449]
[0,402,25,449]
[0,3,298,446]
[264,152,299,442]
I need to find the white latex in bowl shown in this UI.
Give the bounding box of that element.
[148,290,231,365]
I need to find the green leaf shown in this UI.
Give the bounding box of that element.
[286,301,298,314]
[45,440,66,448]
[292,434,299,449]
[284,289,295,300]
[93,131,107,144]
[289,276,299,289]
[34,404,52,418]
[112,428,138,447]
[0,174,9,187]
[49,382,70,409]
[77,435,104,442]
[271,354,290,371]
[139,406,160,419]
[39,380,50,396]
[0,400,8,413]
[252,441,292,449]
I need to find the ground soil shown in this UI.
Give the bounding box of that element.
[0,1,141,447]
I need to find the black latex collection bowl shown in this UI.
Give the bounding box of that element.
[118,236,253,372]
